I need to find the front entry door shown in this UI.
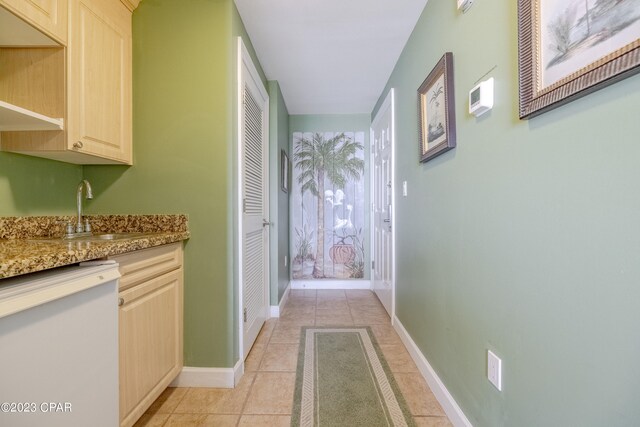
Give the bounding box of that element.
[371,89,395,317]
[239,38,269,359]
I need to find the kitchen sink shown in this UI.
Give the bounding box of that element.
[83,232,150,240]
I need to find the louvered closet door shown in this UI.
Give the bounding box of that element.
[240,38,269,359]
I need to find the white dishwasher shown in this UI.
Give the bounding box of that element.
[0,263,120,427]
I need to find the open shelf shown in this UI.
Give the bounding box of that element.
[0,100,63,131]
[0,6,59,47]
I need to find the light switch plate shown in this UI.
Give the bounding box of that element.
[402,181,408,197]
[487,350,502,391]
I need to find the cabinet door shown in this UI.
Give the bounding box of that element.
[119,269,183,426]
[68,0,132,164]
[0,0,68,44]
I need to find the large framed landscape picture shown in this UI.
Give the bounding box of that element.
[518,0,640,118]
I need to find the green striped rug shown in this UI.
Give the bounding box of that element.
[291,327,416,427]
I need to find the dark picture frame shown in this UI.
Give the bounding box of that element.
[518,0,640,119]
[281,149,289,193]
[418,52,456,163]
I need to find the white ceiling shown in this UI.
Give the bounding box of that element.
[234,0,428,115]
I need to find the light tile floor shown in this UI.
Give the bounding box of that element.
[135,289,452,427]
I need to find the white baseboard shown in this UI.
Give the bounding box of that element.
[170,363,240,389]
[393,317,472,427]
[290,279,371,290]
[270,281,291,317]
[233,358,244,387]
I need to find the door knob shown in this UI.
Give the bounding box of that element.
[262,219,272,227]
[73,141,83,149]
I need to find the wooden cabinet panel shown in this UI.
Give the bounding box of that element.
[114,243,184,427]
[119,269,183,426]
[1,0,134,164]
[0,0,68,44]
[68,0,132,163]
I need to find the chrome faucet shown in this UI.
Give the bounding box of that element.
[75,179,93,234]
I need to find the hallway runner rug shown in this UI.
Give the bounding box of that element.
[291,327,415,427]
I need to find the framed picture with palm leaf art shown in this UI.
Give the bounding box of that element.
[518,0,640,119]
[418,52,456,163]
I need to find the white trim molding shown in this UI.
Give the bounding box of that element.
[290,280,371,290]
[233,359,244,387]
[170,361,242,389]
[393,317,473,427]
[270,281,291,317]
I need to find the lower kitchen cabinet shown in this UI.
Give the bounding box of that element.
[111,243,184,427]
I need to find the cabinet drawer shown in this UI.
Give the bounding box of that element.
[110,243,183,291]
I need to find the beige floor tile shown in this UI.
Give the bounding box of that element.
[245,343,266,372]
[255,320,277,346]
[243,372,296,415]
[414,416,454,426]
[164,413,208,426]
[345,290,378,300]
[259,343,299,372]
[350,305,390,324]
[289,289,317,299]
[316,290,346,299]
[368,324,403,345]
[146,387,188,414]
[351,312,390,325]
[315,309,354,326]
[163,413,239,426]
[133,413,169,427]
[281,304,316,316]
[394,373,446,417]
[379,344,419,373]
[174,373,255,414]
[349,297,384,307]
[238,415,292,426]
[277,311,315,325]
[270,323,304,344]
[350,304,388,316]
[316,298,350,310]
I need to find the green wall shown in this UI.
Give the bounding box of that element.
[268,81,290,304]
[84,0,265,369]
[373,1,640,425]
[0,152,82,216]
[289,114,372,280]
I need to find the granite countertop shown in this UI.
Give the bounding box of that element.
[0,215,190,280]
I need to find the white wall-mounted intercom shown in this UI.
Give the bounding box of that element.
[469,77,494,117]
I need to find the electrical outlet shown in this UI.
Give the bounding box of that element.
[487,350,502,391]
[402,181,408,197]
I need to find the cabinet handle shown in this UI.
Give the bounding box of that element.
[73,141,83,149]
[118,297,124,307]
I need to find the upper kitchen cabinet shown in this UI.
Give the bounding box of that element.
[0,0,139,165]
[0,0,68,44]
[67,0,132,163]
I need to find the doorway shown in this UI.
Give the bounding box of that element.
[371,89,395,319]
